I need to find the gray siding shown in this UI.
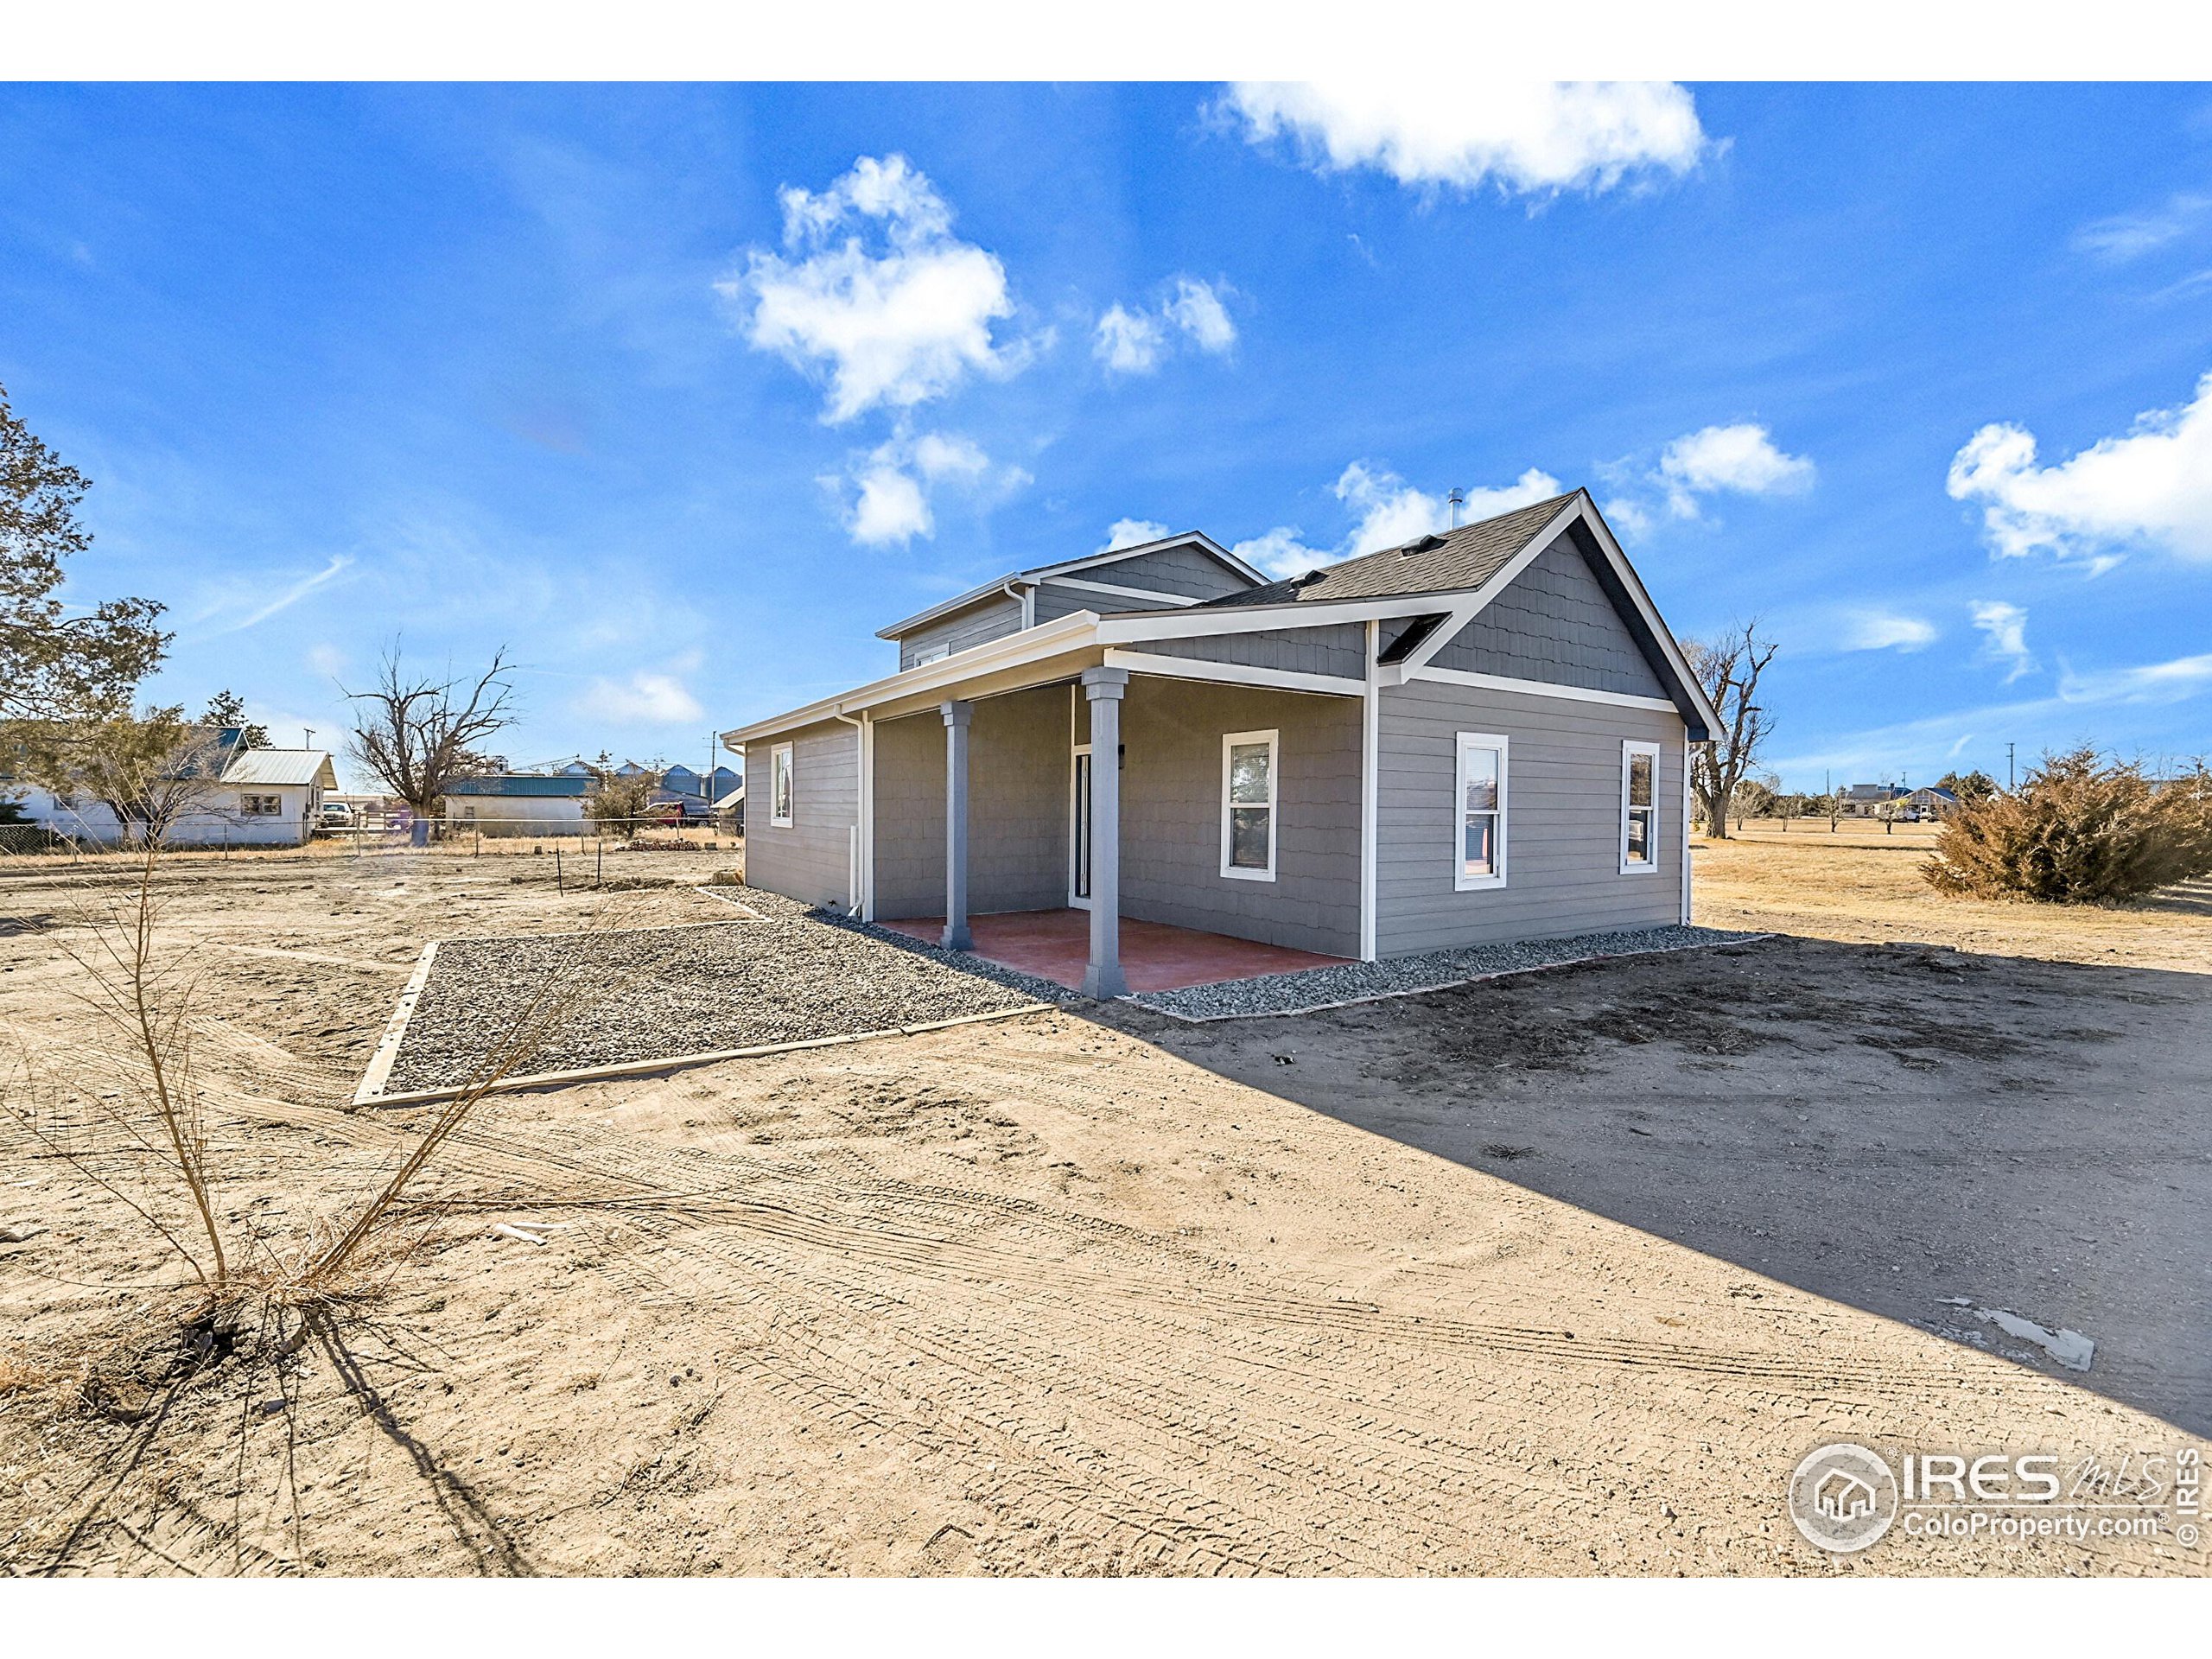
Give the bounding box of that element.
[1033,583,1184,625]
[1375,677,1686,957]
[1132,622,1368,680]
[742,719,860,911]
[871,686,1071,919]
[1090,542,1255,601]
[896,593,1025,671]
[1427,535,1669,698]
[1115,678,1362,958]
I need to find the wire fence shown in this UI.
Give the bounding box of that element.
[0,813,744,873]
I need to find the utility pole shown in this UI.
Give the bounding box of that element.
[2007,742,2016,791]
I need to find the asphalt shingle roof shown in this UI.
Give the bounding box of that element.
[1194,493,1578,610]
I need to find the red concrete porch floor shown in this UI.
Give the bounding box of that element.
[878,908,1346,994]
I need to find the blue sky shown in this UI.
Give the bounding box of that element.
[5,81,2209,789]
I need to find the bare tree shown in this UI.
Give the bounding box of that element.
[1680,620,1778,841]
[20,708,229,848]
[342,644,515,816]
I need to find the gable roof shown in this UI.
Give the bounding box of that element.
[875,531,1264,640]
[1198,494,1577,609]
[220,748,337,789]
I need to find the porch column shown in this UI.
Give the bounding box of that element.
[941,699,973,950]
[1080,667,1128,999]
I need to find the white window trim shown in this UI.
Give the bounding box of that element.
[1620,739,1661,875]
[1453,732,1509,892]
[769,741,794,829]
[910,645,950,666]
[1219,728,1279,882]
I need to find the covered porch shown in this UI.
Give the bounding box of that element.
[878,907,1345,994]
[865,660,1367,999]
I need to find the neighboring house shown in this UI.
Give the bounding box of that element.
[11,733,337,848]
[723,493,1721,998]
[713,782,745,836]
[1839,783,1905,817]
[1901,785,1961,819]
[442,773,591,836]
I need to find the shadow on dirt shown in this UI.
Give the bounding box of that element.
[1127,935,2212,1437]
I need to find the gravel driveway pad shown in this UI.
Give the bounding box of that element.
[375,892,1047,1096]
[1128,924,1769,1021]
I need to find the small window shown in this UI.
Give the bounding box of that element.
[1621,741,1660,874]
[1219,729,1277,881]
[239,793,282,817]
[911,645,950,667]
[1454,733,1508,890]
[769,742,794,828]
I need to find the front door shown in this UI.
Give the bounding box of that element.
[1069,745,1092,910]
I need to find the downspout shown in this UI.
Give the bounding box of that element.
[1006,579,1035,631]
[831,705,870,918]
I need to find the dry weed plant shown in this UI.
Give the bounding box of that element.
[1,773,664,1573]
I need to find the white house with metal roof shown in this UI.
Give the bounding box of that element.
[12,738,336,848]
[723,492,1720,998]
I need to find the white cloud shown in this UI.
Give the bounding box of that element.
[1947,372,2212,568]
[836,430,1027,549]
[1230,526,1322,580]
[197,555,353,637]
[1839,610,1939,652]
[1100,518,1170,553]
[1095,277,1237,376]
[1971,600,2036,683]
[1232,461,1563,578]
[1165,278,1236,353]
[1224,80,1709,196]
[725,155,1020,424]
[849,461,932,546]
[1656,423,1815,516]
[1094,303,1166,374]
[2074,193,2211,262]
[577,671,703,726]
[2057,651,2212,704]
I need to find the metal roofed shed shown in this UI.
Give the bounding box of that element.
[442,772,592,836]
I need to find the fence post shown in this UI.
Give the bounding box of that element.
[555,848,563,892]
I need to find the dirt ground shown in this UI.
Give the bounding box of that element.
[0,837,2205,1576]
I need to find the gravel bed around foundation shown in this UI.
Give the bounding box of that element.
[376,889,1052,1095]
[1127,924,1770,1022]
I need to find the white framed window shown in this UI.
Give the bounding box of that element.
[1453,733,1508,890]
[1219,728,1278,880]
[911,645,950,666]
[239,793,282,817]
[769,741,794,828]
[1620,740,1661,874]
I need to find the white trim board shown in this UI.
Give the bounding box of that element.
[1044,575,1201,607]
[1399,664,1681,712]
[1102,649,1363,698]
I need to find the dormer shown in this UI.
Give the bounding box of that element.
[877,531,1266,671]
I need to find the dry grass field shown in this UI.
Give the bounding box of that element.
[1,835,2204,1577]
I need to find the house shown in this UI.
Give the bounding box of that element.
[442,772,592,836]
[721,493,1720,998]
[1838,783,1904,817]
[1901,785,1961,819]
[10,731,337,848]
